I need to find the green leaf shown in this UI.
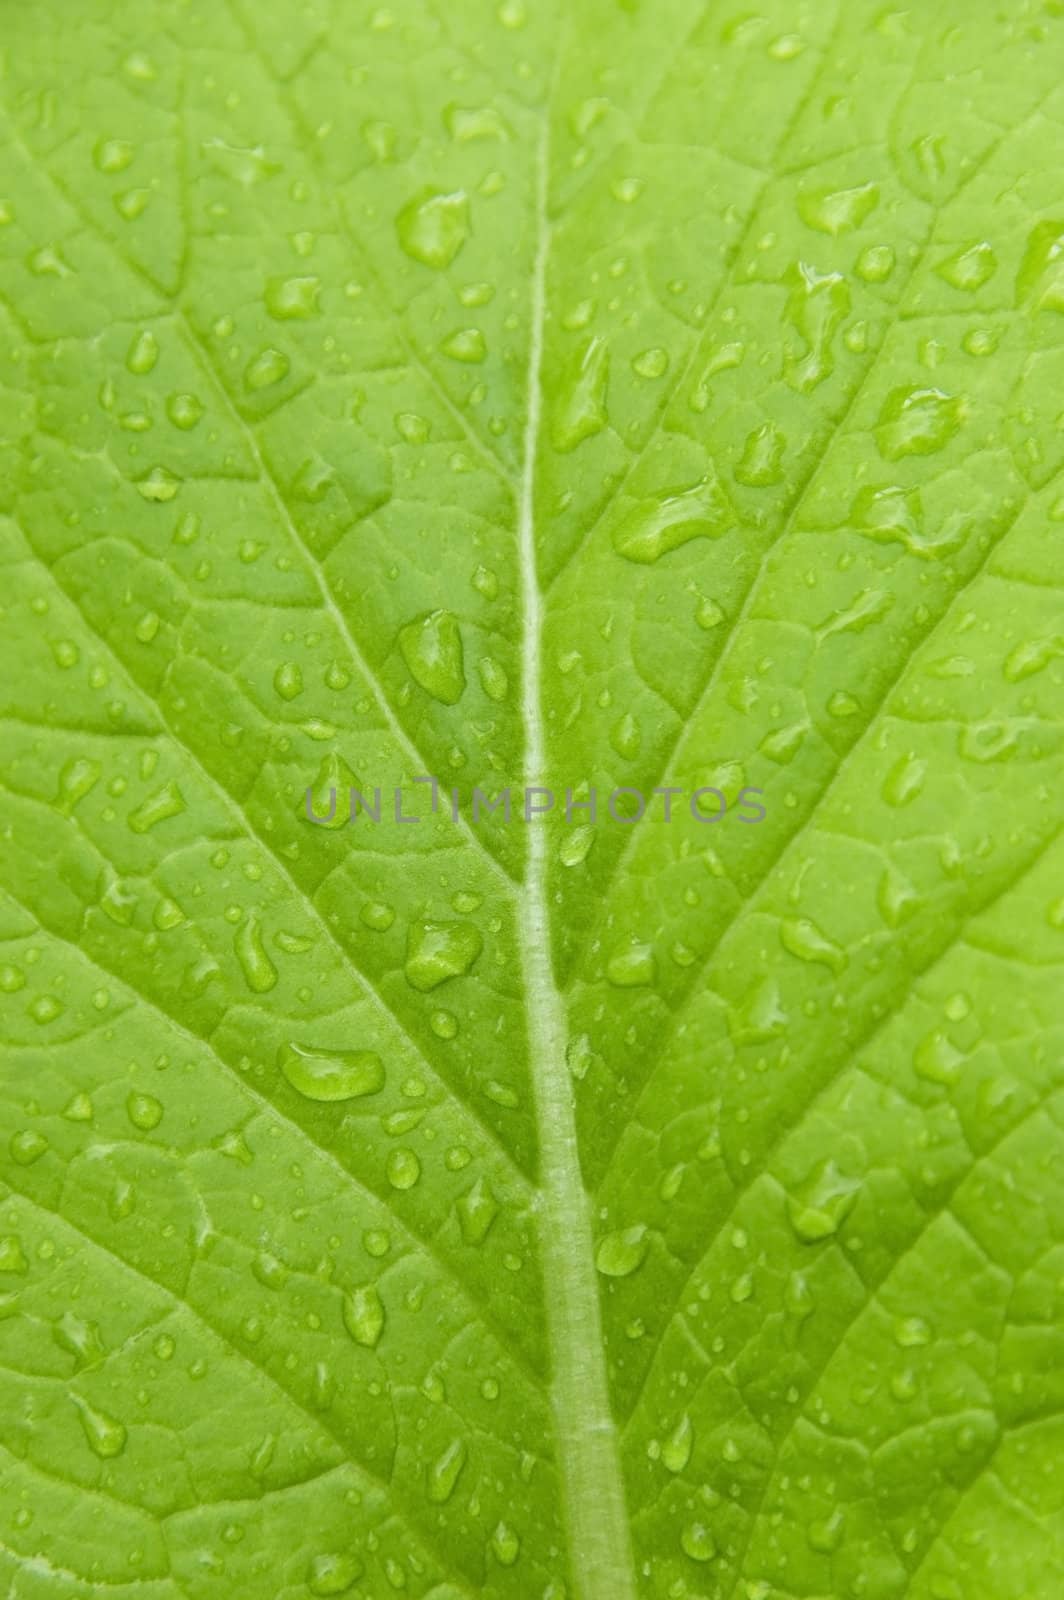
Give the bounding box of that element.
[1,3,1063,1598]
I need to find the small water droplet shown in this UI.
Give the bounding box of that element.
[489,1522,521,1567]
[876,386,964,460]
[779,916,846,974]
[244,348,290,391]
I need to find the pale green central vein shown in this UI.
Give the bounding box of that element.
[517,124,637,1600]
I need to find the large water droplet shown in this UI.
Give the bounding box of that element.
[875,386,964,460]
[405,919,482,990]
[74,1397,127,1459]
[787,1160,861,1243]
[489,1522,521,1567]
[1015,220,1064,311]
[396,190,470,269]
[612,471,734,563]
[680,1521,717,1563]
[552,336,610,452]
[784,263,849,392]
[457,1176,498,1244]
[234,914,278,993]
[779,916,846,974]
[595,1224,648,1277]
[266,275,321,319]
[935,241,997,291]
[606,940,656,987]
[662,1412,693,1473]
[734,421,786,485]
[399,610,465,704]
[798,181,879,235]
[386,1147,421,1190]
[343,1284,384,1348]
[279,1042,384,1102]
[307,1553,364,1596]
[426,1438,467,1503]
[56,756,101,815]
[127,780,185,833]
[126,1091,163,1131]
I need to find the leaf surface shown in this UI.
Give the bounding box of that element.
[1,3,1063,1598]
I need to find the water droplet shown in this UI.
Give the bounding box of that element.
[136,466,180,503]
[55,1312,104,1367]
[399,610,465,704]
[265,274,321,320]
[167,392,204,430]
[610,711,641,760]
[552,336,610,452]
[426,1438,467,1502]
[128,780,185,833]
[94,137,134,173]
[779,916,846,974]
[875,386,964,460]
[56,756,101,815]
[489,1522,521,1567]
[882,753,926,807]
[10,1129,48,1166]
[279,1042,385,1102]
[808,1507,845,1553]
[396,190,470,269]
[343,1284,384,1348]
[914,1029,964,1087]
[632,347,669,379]
[595,1224,648,1277]
[612,470,734,563]
[441,326,486,363]
[126,330,159,374]
[734,421,786,485]
[662,1412,693,1473]
[405,919,482,991]
[936,241,997,291]
[559,825,594,867]
[1004,636,1064,682]
[234,914,278,994]
[1015,220,1064,311]
[386,1148,421,1190]
[784,263,849,392]
[787,1160,861,1243]
[606,940,655,987]
[308,1552,364,1596]
[74,1397,126,1459]
[457,1177,498,1244]
[477,655,508,703]
[798,181,879,235]
[244,348,290,390]
[856,243,895,282]
[274,660,304,701]
[126,1092,163,1132]
[894,1315,931,1347]
[681,1522,717,1563]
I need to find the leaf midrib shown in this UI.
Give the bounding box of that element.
[515,118,637,1600]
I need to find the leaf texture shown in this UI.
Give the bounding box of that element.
[1,3,1063,1598]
